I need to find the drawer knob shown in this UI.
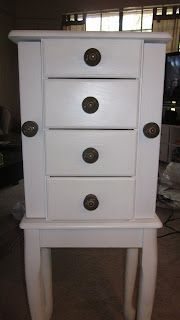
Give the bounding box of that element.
[82,147,99,163]
[82,97,99,114]
[143,122,160,138]
[83,194,99,211]
[21,121,38,137]
[84,48,101,66]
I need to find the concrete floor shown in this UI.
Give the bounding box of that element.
[0,180,180,320]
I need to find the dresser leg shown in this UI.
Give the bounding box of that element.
[137,229,157,320]
[24,230,46,320]
[124,248,139,320]
[41,248,53,319]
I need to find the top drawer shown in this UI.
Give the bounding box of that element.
[43,39,142,78]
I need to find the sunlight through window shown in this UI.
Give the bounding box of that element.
[102,12,119,31]
[142,9,153,30]
[122,8,153,32]
[122,10,141,31]
[86,13,101,31]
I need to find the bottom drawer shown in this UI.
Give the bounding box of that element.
[47,177,135,220]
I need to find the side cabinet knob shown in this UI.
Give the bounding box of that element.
[143,122,160,138]
[22,121,38,137]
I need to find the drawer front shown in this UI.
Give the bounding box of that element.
[46,130,137,176]
[43,39,142,78]
[45,79,139,128]
[47,177,135,220]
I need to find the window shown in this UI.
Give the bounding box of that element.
[166,7,173,15]
[101,12,119,31]
[122,9,142,31]
[62,5,179,34]
[62,13,86,29]
[86,13,101,31]
[86,12,119,31]
[85,8,153,32]
[157,8,163,15]
[153,5,180,19]
[122,8,153,32]
[142,9,153,31]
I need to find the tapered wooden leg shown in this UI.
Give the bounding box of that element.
[41,248,53,319]
[124,248,139,320]
[24,229,46,320]
[137,229,157,320]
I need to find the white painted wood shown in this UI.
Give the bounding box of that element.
[47,177,135,220]
[44,79,139,128]
[43,39,142,78]
[124,249,139,320]
[24,230,46,320]
[18,42,45,218]
[45,130,137,176]
[134,43,166,219]
[137,229,158,320]
[12,32,168,320]
[41,249,53,319]
[22,223,161,318]
[39,229,143,248]
[9,30,171,44]
[20,215,162,230]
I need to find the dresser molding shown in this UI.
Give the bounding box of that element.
[9,30,171,43]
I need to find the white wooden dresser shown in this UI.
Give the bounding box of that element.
[9,31,170,320]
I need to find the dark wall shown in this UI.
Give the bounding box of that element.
[0,0,16,14]
[16,0,177,15]
[0,0,20,120]
[52,0,178,13]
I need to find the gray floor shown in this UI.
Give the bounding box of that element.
[0,181,180,320]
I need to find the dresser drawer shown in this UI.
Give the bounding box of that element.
[45,130,137,176]
[43,39,142,78]
[47,177,135,220]
[44,79,139,129]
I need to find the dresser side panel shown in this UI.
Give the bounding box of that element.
[135,43,166,218]
[18,42,45,218]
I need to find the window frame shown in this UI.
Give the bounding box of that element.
[61,5,180,32]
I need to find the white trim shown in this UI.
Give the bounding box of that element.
[20,215,162,229]
[9,30,171,43]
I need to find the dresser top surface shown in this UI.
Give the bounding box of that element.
[9,30,171,43]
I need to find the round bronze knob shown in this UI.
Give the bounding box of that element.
[83,194,99,211]
[143,122,160,138]
[82,148,99,164]
[84,48,101,66]
[82,97,99,114]
[21,121,38,137]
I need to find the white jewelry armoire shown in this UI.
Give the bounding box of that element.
[9,30,170,320]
